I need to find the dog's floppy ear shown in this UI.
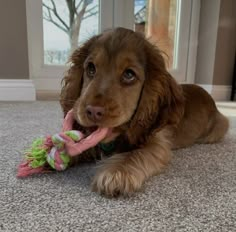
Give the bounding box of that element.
[126,42,184,145]
[60,36,99,116]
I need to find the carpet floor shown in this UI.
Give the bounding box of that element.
[0,101,235,232]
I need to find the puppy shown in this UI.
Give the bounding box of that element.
[60,27,229,197]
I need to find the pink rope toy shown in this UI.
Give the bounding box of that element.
[17,109,109,177]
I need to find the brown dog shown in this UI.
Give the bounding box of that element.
[60,28,229,197]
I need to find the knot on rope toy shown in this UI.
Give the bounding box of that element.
[47,131,83,170]
[17,110,110,178]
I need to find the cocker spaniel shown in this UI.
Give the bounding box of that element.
[60,27,229,197]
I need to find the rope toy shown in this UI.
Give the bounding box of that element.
[17,110,109,177]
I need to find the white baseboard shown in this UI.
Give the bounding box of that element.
[34,78,62,91]
[198,85,232,101]
[211,85,232,101]
[0,79,36,101]
[0,81,231,102]
[36,90,60,100]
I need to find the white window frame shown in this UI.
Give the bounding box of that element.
[115,0,200,83]
[26,0,113,91]
[26,0,200,91]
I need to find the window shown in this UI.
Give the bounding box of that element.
[26,0,199,91]
[133,0,199,82]
[134,0,178,69]
[43,0,99,65]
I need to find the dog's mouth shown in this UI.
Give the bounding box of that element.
[65,109,118,145]
[85,126,99,136]
[80,125,115,144]
[73,111,121,143]
[88,125,123,143]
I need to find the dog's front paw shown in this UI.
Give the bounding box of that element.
[92,165,143,197]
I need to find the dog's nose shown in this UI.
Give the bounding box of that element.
[86,105,105,121]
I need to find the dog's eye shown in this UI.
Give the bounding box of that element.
[122,69,136,84]
[86,62,96,78]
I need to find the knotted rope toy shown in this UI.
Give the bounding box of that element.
[17,109,110,177]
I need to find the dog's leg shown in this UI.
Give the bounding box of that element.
[198,111,229,144]
[92,130,171,197]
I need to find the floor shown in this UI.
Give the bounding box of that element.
[0,101,235,232]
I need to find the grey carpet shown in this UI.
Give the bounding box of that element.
[0,101,235,232]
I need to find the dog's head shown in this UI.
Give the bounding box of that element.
[61,28,184,144]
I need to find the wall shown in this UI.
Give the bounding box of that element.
[195,0,236,86]
[213,0,236,85]
[195,0,221,85]
[0,0,29,79]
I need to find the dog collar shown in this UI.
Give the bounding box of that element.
[98,141,116,156]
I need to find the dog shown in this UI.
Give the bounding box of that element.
[60,27,229,197]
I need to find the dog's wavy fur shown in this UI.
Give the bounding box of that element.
[60,28,229,197]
